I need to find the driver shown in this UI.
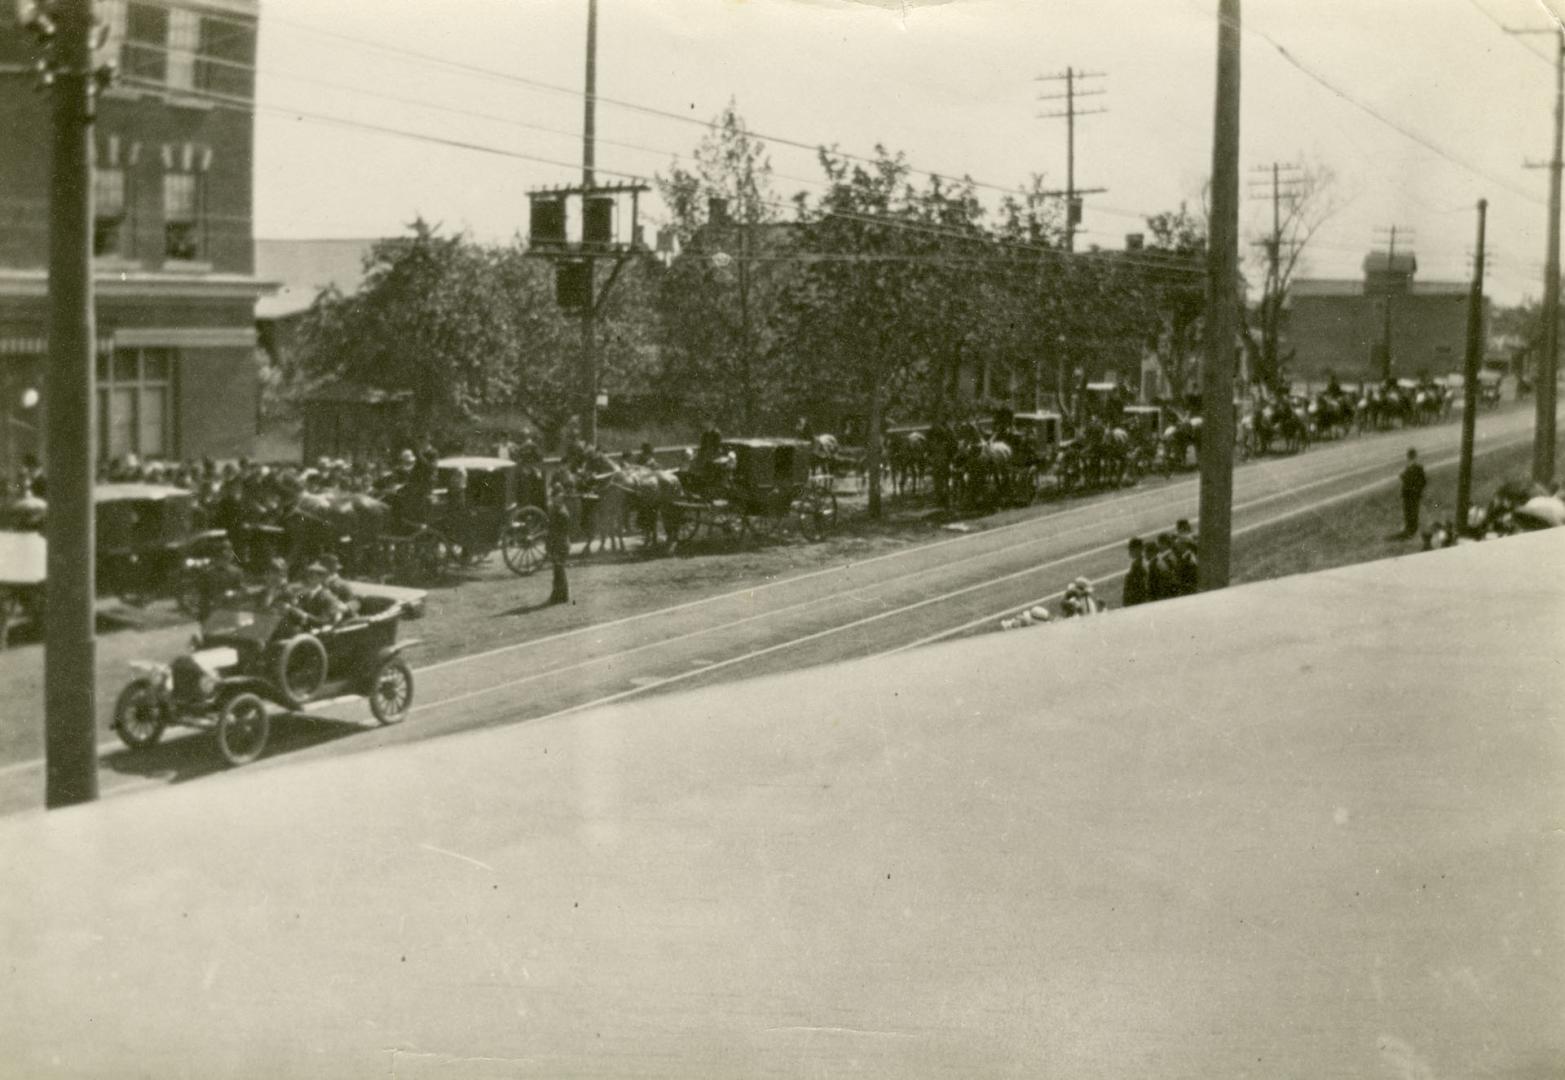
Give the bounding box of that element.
[296,562,348,628]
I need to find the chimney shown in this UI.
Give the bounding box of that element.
[708,197,729,226]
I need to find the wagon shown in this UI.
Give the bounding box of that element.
[112,581,425,766]
[672,438,838,544]
[379,457,550,578]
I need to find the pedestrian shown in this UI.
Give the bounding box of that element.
[1122,537,1150,607]
[1146,533,1175,601]
[1399,447,1427,538]
[1172,525,1198,597]
[546,478,572,605]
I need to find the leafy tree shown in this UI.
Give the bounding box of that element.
[655,102,790,431]
[292,220,525,434]
[1138,203,1208,402]
[781,147,992,516]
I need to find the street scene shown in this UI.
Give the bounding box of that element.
[1,0,1563,1077]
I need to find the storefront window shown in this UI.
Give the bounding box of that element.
[98,347,174,462]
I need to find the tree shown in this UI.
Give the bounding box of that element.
[781,147,991,517]
[1241,161,1339,390]
[292,220,525,434]
[655,102,789,431]
[1139,203,1208,403]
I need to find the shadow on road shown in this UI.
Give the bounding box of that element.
[101,712,372,786]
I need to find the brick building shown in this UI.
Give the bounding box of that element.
[1284,252,1476,386]
[0,0,267,476]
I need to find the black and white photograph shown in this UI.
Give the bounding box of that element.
[1,0,1562,1075]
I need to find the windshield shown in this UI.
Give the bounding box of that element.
[201,601,282,645]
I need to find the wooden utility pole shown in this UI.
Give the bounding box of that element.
[1248,161,1302,389]
[1198,0,1240,592]
[580,0,599,446]
[1457,199,1488,534]
[1537,30,1562,484]
[1036,67,1106,253]
[1371,224,1412,383]
[43,0,99,807]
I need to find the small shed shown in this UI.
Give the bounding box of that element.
[300,383,414,464]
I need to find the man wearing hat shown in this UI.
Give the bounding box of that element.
[296,562,348,627]
[318,553,359,615]
[546,477,573,605]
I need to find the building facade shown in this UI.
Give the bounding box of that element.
[0,0,266,476]
[1285,252,1475,386]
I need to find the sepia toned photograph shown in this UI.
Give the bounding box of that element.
[1,0,1561,1075]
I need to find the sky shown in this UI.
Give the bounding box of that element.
[251,0,1565,304]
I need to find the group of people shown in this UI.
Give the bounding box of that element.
[1122,519,1200,607]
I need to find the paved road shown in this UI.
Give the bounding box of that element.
[0,407,1535,813]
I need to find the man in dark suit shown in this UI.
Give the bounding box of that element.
[547,479,572,606]
[296,563,348,627]
[1399,448,1427,538]
[1122,538,1150,607]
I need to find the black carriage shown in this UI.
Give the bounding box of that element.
[112,581,425,766]
[96,483,231,612]
[381,457,550,579]
[673,438,838,543]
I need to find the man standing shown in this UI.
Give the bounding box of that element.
[1122,538,1150,607]
[1399,448,1427,538]
[546,479,572,606]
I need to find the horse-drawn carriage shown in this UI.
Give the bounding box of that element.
[671,438,838,543]
[282,457,550,582]
[0,484,230,644]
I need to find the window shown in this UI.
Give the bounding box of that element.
[93,167,127,257]
[96,348,174,462]
[123,2,167,84]
[165,7,198,91]
[196,15,255,99]
[163,171,199,261]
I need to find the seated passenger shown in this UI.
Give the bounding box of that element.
[296,562,348,628]
[317,553,360,615]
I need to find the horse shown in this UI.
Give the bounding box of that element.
[1159,416,1202,473]
[282,490,391,574]
[606,463,689,550]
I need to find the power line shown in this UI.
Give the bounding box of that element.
[1462,0,1557,67]
[1197,0,1548,208]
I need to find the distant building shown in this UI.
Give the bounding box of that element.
[253,237,376,372]
[1284,252,1476,386]
[0,0,269,475]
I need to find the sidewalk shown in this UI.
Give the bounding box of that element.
[1,529,1561,1078]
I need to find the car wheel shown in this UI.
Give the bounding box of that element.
[114,679,166,750]
[368,655,414,725]
[271,634,328,708]
[216,693,270,766]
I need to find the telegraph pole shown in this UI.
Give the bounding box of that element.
[1371,224,1412,382]
[1524,30,1562,484]
[1036,66,1107,252]
[41,0,100,807]
[579,0,600,446]
[1248,162,1302,390]
[1199,0,1240,591]
[1457,199,1488,534]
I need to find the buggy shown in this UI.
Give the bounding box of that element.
[672,438,838,544]
[378,457,549,579]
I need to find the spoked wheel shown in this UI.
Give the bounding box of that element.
[216,692,270,766]
[795,488,838,542]
[368,655,414,725]
[501,508,547,577]
[673,507,703,544]
[114,679,167,750]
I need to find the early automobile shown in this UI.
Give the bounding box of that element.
[112,580,425,766]
[95,483,232,612]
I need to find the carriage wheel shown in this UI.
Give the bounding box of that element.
[368,655,414,725]
[216,693,270,766]
[796,489,838,542]
[673,507,703,544]
[114,679,167,750]
[501,510,547,577]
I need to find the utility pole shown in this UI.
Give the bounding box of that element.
[1247,162,1302,391]
[36,0,100,807]
[579,0,600,446]
[1458,199,1488,534]
[1516,28,1563,484]
[1371,224,1413,383]
[1199,0,1241,592]
[1036,67,1107,253]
